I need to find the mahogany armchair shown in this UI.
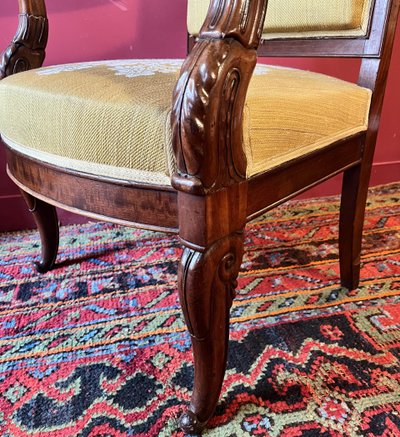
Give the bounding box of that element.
[0,0,399,434]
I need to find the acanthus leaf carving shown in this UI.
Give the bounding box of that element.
[171,0,268,195]
[171,38,256,194]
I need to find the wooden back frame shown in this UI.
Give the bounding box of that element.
[189,0,391,58]
[1,0,399,434]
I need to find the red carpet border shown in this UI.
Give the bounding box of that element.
[0,183,399,436]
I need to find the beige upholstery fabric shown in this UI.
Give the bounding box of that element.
[0,60,371,184]
[0,60,182,185]
[243,66,371,176]
[188,0,373,39]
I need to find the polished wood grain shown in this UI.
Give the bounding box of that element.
[20,189,59,273]
[178,232,244,432]
[247,135,365,219]
[6,149,179,233]
[1,0,399,434]
[171,38,255,194]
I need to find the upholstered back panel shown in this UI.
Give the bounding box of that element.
[187,0,374,39]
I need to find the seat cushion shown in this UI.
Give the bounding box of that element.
[0,59,371,185]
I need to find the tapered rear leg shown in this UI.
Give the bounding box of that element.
[20,190,59,273]
[178,233,244,434]
[339,163,371,290]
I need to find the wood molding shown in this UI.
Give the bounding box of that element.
[5,148,179,233]
[246,134,365,219]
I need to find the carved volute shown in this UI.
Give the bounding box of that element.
[171,0,268,195]
[0,0,48,79]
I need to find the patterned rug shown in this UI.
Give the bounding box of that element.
[0,183,399,437]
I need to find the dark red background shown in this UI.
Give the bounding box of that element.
[0,0,399,231]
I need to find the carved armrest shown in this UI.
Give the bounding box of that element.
[0,0,48,79]
[171,0,268,195]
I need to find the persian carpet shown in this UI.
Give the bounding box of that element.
[0,183,399,437]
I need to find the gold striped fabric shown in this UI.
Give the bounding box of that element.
[0,60,371,184]
[187,0,373,39]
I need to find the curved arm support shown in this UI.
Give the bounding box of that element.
[172,2,269,433]
[171,0,268,195]
[0,0,48,79]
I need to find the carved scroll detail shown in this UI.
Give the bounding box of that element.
[0,13,48,79]
[179,233,243,341]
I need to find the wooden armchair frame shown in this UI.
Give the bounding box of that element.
[1,0,399,434]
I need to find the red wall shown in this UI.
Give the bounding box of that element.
[0,0,399,231]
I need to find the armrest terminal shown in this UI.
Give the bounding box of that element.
[171,0,268,194]
[0,0,48,79]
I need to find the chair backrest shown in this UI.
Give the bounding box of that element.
[180,0,400,196]
[187,0,396,58]
[188,0,373,40]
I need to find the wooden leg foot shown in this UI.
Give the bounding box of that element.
[178,233,244,434]
[20,190,59,273]
[34,259,54,274]
[179,410,207,435]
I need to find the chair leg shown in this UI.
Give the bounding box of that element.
[20,190,59,273]
[339,163,370,290]
[178,232,244,434]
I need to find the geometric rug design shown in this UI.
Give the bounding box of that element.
[0,182,399,436]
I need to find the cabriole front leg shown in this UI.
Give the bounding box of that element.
[20,190,59,273]
[178,233,244,434]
